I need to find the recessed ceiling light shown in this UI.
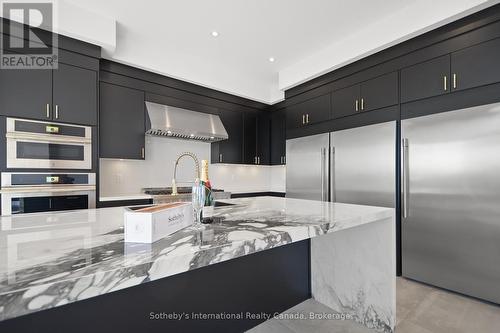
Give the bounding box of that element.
[190,134,195,137]
[211,31,219,37]
[210,136,215,140]
[269,57,275,62]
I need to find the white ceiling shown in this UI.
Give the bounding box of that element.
[65,0,498,104]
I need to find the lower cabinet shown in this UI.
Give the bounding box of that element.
[99,82,145,160]
[270,109,286,165]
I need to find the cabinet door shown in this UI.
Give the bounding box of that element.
[216,109,243,164]
[53,63,97,125]
[257,112,270,165]
[0,68,52,120]
[360,72,398,112]
[270,110,286,165]
[451,38,500,92]
[286,103,305,130]
[305,93,331,125]
[244,112,257,164]
[401,55,450,103]
[99,83,145,159]
[286,94,331,128]
[332,84,360,118]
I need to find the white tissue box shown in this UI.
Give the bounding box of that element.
[123,202,193,243]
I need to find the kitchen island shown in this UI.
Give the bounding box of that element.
[0,197,395,332]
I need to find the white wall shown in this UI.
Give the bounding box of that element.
[99,136,285,197]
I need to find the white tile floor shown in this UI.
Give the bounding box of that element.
[247,277,500,333]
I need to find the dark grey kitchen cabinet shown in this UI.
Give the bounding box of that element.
[332,84,361,118]
[53,64,97,125]
[360,72,398,112]
[332,72,398,118]
[257,112,270,165]
[243,112,269,165]
[270,109,286,165]
[244,112,257,164]
[401,55,450,103]
[100,82,145,160]
[286,93,331,130]
[451,38,500,92]
[0,68,53,121]
[211,109,243,164]
[0,63,97,125]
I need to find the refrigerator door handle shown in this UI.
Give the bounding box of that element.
[321,147,328,201]
[330,146,335,202]
[402,138,410,218]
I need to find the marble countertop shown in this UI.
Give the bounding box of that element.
[0,197,393,321]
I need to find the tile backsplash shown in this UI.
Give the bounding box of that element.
[99,136,285,198]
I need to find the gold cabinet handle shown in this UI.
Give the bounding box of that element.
[257,156,260,164]
[219,153,223,163]
[55,105,59,119]
[443,75,447,91]
[46,104,50,118]
[254,156,257,164]
[452,73,457,89]
[361,98,364,111]
[280,156,283,164]
[141,147,145,159]
[306,114,309,124]
[302,114,305,125]
[355,99,359,112]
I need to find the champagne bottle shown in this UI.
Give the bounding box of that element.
[200,160,214,208]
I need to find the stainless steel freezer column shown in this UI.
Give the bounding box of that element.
[286,133,330,200]
[330,121,396,208]
[401,102,500,304]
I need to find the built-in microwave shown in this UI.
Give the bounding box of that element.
[0,172,96,215]
[6,118,92,170]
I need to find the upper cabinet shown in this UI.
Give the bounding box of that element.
[401,38,500,103]
[286,93,331,130]
[99,82,145,160]
[270,109,286,165]
[256,112,270,165]
[52,64,97,125]
[0,67,53,121]
[0,64,97,125]
[360,72,398,112]
[332,72,398,118]
[451,37,500,92]
[211,109,244,164]
[401,55,450,103]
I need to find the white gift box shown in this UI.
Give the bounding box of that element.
[123,202,193,243]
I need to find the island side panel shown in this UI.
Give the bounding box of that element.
[310,216,396,333]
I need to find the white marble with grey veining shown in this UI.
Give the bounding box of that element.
[0,197,393,322]
[311,214,396,333]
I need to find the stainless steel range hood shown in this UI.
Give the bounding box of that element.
[145,101,228,142]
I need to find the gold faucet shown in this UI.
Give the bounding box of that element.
[172,152,200,195]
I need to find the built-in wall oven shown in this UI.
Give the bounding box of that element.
[1,172,96,215]
[6,118,92,169]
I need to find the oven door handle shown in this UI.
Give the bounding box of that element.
[0,185,96,194]
[6,132,91,144]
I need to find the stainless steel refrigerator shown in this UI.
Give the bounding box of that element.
[401,102,500,304]
[286,121,396,209]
